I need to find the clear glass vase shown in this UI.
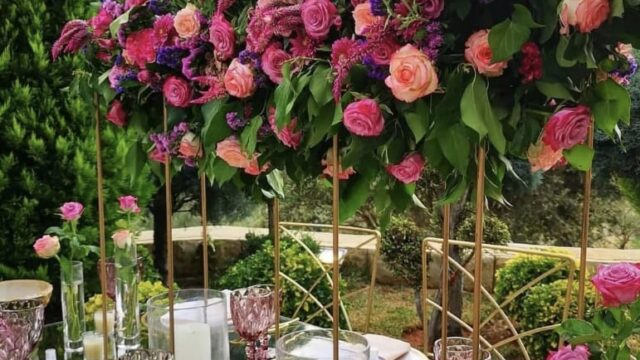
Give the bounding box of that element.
[114,239,141,355]
[61,261,86,353]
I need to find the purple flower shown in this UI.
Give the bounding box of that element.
[239,50,261,69]
[363,55,388,80]
[181,46,206,79]
[101,0,124,17]
[258,123,273,138]
[226,112,248,130]
[422,21,444,60]
[148,0,169,15]
[370,0,386,16]
[115,70,138,94]
[156,46,189,69]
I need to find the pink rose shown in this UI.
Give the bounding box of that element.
[546,345,590,360]
[301,0,339,40]
[137,70,161,87]
[343,99,385,137]
[353,2,383,36]
[387,153,425,184]
[149,148,167,163]
[244,157,269,176]
[123,29,157,69]
[268,108,302,149]
[542,105,591,151]
[464,30,508,77]
[178,132,202,158]
[216,136,251,168]
[370,37,400,65]
[60,202,84,221]
[261,43,292,84]
[385,44,439,102]
[209,15,235,60]
[560,0,610,35]
[33,235,60,259]
[527,141,565,173]
[106,100,127,128]
[89,9,114,37]
[591,263,640,307]
[125,0,146,9]
[224,59,256,98]
[422,0,444,19]
[111,229,132,249]
[163,75,192,107]
[174,4,201,39]
[118,195,140,214]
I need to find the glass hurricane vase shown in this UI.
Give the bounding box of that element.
[114,239,141,354]
[61,261,86,354]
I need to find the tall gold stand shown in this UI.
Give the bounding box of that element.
[471,146,486,360]
[162,102,176,353]
[331,135,341,359]
[577,124,594,319]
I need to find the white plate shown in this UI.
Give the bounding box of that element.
[398,349,429,360]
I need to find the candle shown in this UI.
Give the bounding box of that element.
[83,332,105,360]
[174,323,211,360]
[94,309,115,334]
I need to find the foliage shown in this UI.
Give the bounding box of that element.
[518,279,596,359]
[455,213,512,245]
[494,255,572,318]
[218,233,345,328]
[84,280,174,321]
[380,217,427,287]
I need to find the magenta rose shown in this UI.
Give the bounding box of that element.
[60,202,84,221]
[125,0,146,9]
[89,9,113,37]
[106,100,127,127]
[343,99,385,137]
[301,0,339,40]
[261,43,292,84]
[268,108,302,149]
[33,235,60,259]
[422,0,444,19]
[591,263,640,307]
[162,75,192,107]
[546,344,590,360]
[209,15,235,60]
[118,195,141,214]
[123,28,157,69]
[542,105,591,151]
[370,37,400,65]
[386,153,425,184]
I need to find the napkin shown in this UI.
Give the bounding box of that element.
[364,334,411,360]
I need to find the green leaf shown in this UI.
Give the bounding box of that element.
[211,158,237,185]
[266,169,285,199]
[615,346,631,360]
[556,36,578,67]
[563,144,594,171]
[125,141,146,184]
[460,77,506,153]
[612,0,624,17]
[109,9,131,38]
[404,100,429,142]
[539,0,559,43]
[557,319,600,343]
[309,102,335,147]
[489,19,531,62]
[339,174,371,223]
[332,102,343,125]
[202,98,226,124]
[592,79,631,135]
[201,99,231,148]
[274,63,293,129]
[309,65,333,105]
[439,123,470,173]
[535,81,574,100]
[512,4,544,28]
[240,115,263,154]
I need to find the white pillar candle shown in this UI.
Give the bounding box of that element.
[83,332,105,360]
[94,310,115,334]
[174,323,211,360]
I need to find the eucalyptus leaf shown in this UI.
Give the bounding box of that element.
[109,9,131,38]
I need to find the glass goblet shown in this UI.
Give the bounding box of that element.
[0,302,45,360]
[230,285,275,360]
[434,337,491,360]
[118,350,174,360]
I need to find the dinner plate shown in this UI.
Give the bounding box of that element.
[398,348,429,360]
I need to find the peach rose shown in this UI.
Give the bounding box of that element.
[33,235,60,259]
[178,132,202,159]
[464,30,508,77]
[244,157,269,175]
[224,59,256,98]
[560,0,609,35]
[216,136,252,168]
[385,44,439,103]
[353,2,383,36]
[174,4,201,38]
[527,141,565,173]
[112,229,132,249]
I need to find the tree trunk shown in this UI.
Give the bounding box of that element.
[151,185,167,282]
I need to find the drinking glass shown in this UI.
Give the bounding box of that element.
[230,285,276,360]
[117,350,174,360]
[434,337,491,360]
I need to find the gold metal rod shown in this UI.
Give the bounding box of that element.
[163,101,175,354]
[273,197,282,339]
[93,92,109,360]
[421,239,429,355]
[364,233,381,333]
[200,174,208,289]
[331,135,340,360]
[577,123,594,319]
[472,146,486,360]
[441,203,451,360]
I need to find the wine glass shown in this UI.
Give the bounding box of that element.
[118,350,174,360]
[434,337,492,360]
[230,285,276,360]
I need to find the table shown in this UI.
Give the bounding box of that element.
[36,318,314,360]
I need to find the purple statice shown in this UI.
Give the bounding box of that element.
[363,55,388,80]
[149,122,190,157]
[115,70,138,94]
[148,0,169,15]
[226,112,248,130]
[258,123,273,139]
[422,21,444,60]
[117,28,127,48]
[114,54,124,66]
[611,55,638,86]
[149,133,172,156]
[239,50,262,70]
[182,46,206,79]
[254,73,268,89]
[172,122,189,139]
[101,0,124,17]
[370,0,386,16]
[156,46,188,69]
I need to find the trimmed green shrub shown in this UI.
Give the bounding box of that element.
[518,279,596,359]
[218,234,345,328]
[380,217,427,287]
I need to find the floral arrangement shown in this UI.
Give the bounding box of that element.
[54,0,639,223]
[549,263,640,359]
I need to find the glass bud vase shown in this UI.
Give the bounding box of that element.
[114,235,141,355]
[61,261,86,353]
